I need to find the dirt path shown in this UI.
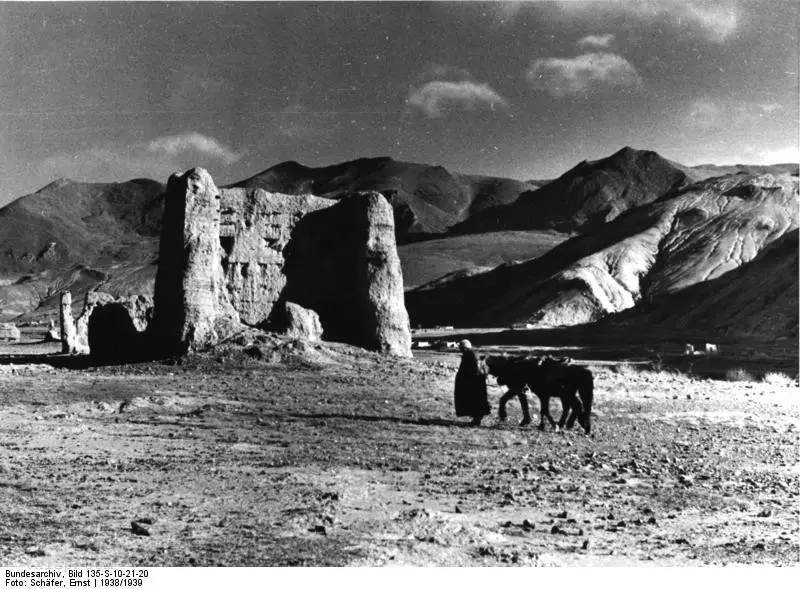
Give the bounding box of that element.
[0,347,797,566]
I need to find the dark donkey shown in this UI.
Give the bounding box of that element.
[485,355,594,434]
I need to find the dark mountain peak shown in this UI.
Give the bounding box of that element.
[612,145,639,158]
[452,146,689,236]
[605,146,664,167]
[269,160,311,173]
[351,155,394,166]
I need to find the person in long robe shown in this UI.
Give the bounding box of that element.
[454,339,490,426]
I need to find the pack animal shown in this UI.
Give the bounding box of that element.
[485,355,594,434]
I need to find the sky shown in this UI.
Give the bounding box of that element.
[0,1,798,204]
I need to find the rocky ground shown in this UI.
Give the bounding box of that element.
[0,334,797,566]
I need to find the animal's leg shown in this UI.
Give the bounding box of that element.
[578,402,591,434]
[518,391,531,426]
[566,395,584,430]
[559,386,580,429]
[498,389,516,422]
[539,395,558,431]
[557,395,571,429]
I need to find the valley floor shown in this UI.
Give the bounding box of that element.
[0,337,798,566]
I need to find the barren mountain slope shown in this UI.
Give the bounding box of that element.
[605,229,799,339]
[0,179,163,319]
[406,173,798,330]
[452,147,692,235]
[0,178,163,274]
[228,157,537,240]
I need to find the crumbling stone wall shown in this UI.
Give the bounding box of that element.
[279,193,412,355]
[74,292,153,358]
[151,168,241,354]
[150,167,411,356]
[218,188,334,326]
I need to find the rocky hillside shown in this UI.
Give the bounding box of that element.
[0,178,163,319]
[605,229,798,339]
[451,147,692,235]
[407,172,798,332]
[0,178,163,274]
[228,157,538,241]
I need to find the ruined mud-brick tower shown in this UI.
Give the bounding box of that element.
[151,167,412,356]
[151,168,241,354]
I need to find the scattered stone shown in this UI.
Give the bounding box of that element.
[454,505,462,514]
[757,509,773,517]
[522,519,535,530]
[283,302,323,341]
[310,525,327,535]
[581,539,590,550]
[24,546,46,557]
[130,521,151,536]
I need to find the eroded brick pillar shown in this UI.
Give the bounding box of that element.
[59,291,78,354]
[152,168,240,354]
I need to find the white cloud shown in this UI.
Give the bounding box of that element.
[269,104,339,141]
[687,98,722,127]
[686,99,787,129]
[407,80,509,118]
[757,145,800,164]
[757,103,782,114]
[700,145,800,166]
[676,2,739,42]
[525,52,642,97]
[557,1,740,43]
[147,132,240,165]
[577,34,615,49]
[37,133,241,184]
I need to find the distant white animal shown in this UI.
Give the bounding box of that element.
[705,343,719,355]
[684,344,695,355]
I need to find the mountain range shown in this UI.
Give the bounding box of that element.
[0,148,796,340]
[406,171,798,338]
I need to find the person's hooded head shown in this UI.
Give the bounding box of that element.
[458,339,473,352]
